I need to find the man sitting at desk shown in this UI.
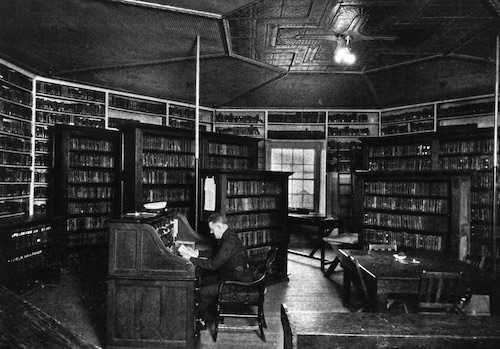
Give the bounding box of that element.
[179,212,253,329]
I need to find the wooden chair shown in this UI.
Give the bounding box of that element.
[322,232,359,277]
[368,243,397,251]
[213,246,277,342]
[418,270,464,314]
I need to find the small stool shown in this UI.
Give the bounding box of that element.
[321,231,359,277]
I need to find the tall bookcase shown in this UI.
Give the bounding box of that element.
[0,61,33,219]
[119,123,196,223]
[354,171,471,259]
[53,124,121,261]
[199,169,291,283]
[361,126,498,270]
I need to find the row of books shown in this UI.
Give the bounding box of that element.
[439,155,492,171]
[36,111,71,125]
[438,100,494,118]
[364,181,449,196]
[364,195,448,214]
[381,108,433,124]
[67,185,115,199]
[0,183,30,197]
[215,113,263,123]
[329,113,371,123]
[0,168,32,182]
[364,229,443,251]
[0,81,32,105]
[68,201,114,215]
[328,126,371,137]
[471,191,493,205]
[110,95,166,115]
[36,98,105,116]
[73,116,105,129]
[0,199,28,215]
[0,64,33,90]
[368,158,432,171]
[37,81,105,103]
[227,212,278,230]
[206,157,250,169]
[470,223,493,239]
[0,152,32,166]
[143,136,194,152]
[169,105,196,119]
[0,99,33,120]
[268,130,325,139]
[7,250,44,268]
[69,153,115,168]
[142,188,192,203]
[35,125,50,139]
[208,142,251,156]
[35,153,50,167]
[66,216,110,232]
[0,134,31,151]
[268,112,326,124]
[143,153,195,168]
[35,140,50,152]
[67,231,107,247]
[439,139,493,154]
[237,229,274,247]
[471,207,492,221]
[368,143,431,157]
[10,224,52,251]
[70,137,114,151]
[226,197,278,212]
[227,180,282,196]
[142,169,192,185]
[380,120,434,135]
[1,116,31,137]
[68,169,115,183]
[364,212,448,233]
[471,172,493,190]
[34,187,48,198]
[215,125,261,135]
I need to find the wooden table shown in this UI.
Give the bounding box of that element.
[338,249,495,312]
[281,304,500,349]
[287,213,343,271]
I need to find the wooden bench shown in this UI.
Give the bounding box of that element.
[281,303,500,349]
[0,284,98,349]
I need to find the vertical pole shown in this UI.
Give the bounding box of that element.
[195,34,200,231]
[493,35,499,273]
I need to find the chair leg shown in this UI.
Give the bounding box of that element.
[324,256,341,277]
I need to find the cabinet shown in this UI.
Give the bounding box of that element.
[107,211,205,349]
[0,62,33,219]
[108,93,167,128]
[354,171,471,259]
[53,124,121,256]
[0,217,62,293]
[199,169,291,283]
[120,124,196,223]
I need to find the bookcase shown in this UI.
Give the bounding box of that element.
[267,110,326,139]
[168,102,213,131]
[0,217,62,293]
[108,93,167,128]
[380,104,435,136]
[119,123,196,223]
[360,126,498,270]
[214,109,265,137]
[201,131,261,170]
[354,171,471,259]
[199,169,291,283]
[0,62,33,219]
[53,124,121,259]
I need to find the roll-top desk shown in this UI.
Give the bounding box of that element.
[107,211,208,349]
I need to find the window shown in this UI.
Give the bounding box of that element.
[266,140,325,213]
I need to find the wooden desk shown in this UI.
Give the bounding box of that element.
[281,304,500,349]
[287,214,342,271]
[0,284,98,349]
[339,249,495,312]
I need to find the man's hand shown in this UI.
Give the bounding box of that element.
[178,244,199,259]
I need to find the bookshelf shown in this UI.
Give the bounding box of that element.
[354,171,471,259]
[380,104,435,136]
[214,109,265,138]
[119,123,196,223]
[168,102,213,131]
[0,61,33,219]
[437,95,495,128]
[108,93,167,128]
[53,124,121,260]
[199,169,291,283]
[0,217,62,294]
[267,110,326,139]
[201,131,261,170]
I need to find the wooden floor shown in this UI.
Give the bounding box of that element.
[23,248,352,349]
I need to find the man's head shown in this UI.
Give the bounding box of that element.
[207,213,228,239]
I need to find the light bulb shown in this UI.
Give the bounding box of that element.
[344,51,356,65]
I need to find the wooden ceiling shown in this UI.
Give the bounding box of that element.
[0,0,499,108]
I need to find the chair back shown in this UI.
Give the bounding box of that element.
[418,270,463,314]
[368,243,397,251]
[255,246,277,283]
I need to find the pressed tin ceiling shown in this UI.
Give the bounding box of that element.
[0,0,499,108]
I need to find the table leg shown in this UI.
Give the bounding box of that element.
[342,267,352,307]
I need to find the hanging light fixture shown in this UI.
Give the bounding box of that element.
[334,35,356,65]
